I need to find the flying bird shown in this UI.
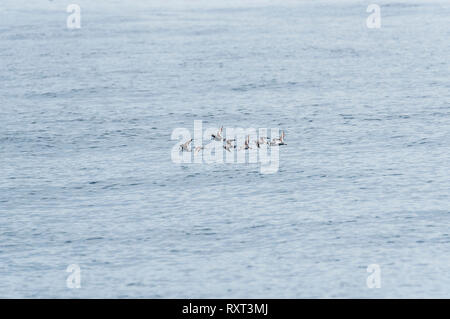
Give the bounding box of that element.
[194,146,205,154]
[239,135,252,150]
[223,139,236,152]
[180,138,193,152]
[255,137,269,148]
[211,126,224,141]
[270,131,286,146]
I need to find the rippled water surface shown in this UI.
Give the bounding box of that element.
[0,0,449,298]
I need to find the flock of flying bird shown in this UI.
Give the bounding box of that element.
[179,127,287,153]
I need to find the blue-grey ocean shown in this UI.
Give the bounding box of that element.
[0,0,449,298]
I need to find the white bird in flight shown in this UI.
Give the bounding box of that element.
[255,137,269,148]
[211,126,224,141]
[180,138,193,152]
[270,131,286,146]
[239,135,252,150]
[223,139,236,152]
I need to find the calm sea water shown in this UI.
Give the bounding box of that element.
[0,0,449,298]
